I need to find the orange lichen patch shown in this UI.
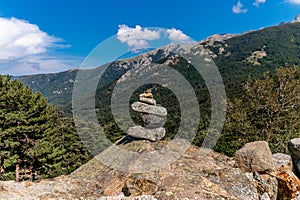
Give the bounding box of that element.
[25,181,32,188]
[103,176,127,196]
[271,170,300,198]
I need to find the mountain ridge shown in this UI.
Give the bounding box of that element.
[15,21,300,111]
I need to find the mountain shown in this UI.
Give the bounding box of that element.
[16,21,300,106]
[15,21,300,143]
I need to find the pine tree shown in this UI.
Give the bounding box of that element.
[215,66,300,156]
[0,75,91,181]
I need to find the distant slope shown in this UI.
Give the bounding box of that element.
[16,22,300,109]
[13,70,78,114]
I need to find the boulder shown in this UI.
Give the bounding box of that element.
[288,138,300,177]
[272,153,292,170]
[131,102,167,117]
[139,97,156,105]
[128,126,165,141]
[141,114,165,128]
[234,141,274,173]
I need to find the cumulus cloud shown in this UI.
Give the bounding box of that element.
[287,0,300,4]
[117,25,193,51]
[233,1,248,14]
[0,17,67,60]
[166,28,191,43]
[253,0,266,7]
[0,17,76,75]
[0,54,82,76]
[117,25,160,50]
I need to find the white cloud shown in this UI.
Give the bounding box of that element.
[0,17,66,60]
[0,54,82,76]
[117,25,193,51]
[233,1,248,14]
[253,0,266,7]
[287,0,300,4]
[166,28,191,43]
[0,17,76,75]
[117,25,160,50]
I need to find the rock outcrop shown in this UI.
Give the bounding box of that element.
[1,140,300,199]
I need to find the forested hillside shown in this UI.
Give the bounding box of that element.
[0,76,91,181]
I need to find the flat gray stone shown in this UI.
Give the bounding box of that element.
[272,153,292,170]
[142,114,166,128]
[140,97,156,105]
[131,102,167,117]
[128,126,165,141]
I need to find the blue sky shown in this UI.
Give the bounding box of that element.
[0,0,300,75]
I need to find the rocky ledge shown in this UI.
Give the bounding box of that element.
[1,139,300,199]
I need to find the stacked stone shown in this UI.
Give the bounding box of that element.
[128,89,167,141]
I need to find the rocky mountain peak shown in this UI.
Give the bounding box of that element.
[292,14,300,23]
[199,33,240,44]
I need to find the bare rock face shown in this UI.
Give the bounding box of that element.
[234,141,274,173]
[128,126,165,141]
[201,168,260,200]
[131,102,167,117]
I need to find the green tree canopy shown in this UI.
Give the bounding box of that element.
[0,75,91,180]
[215,66,300,156]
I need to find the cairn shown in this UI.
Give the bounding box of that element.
[128,89,167,141]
